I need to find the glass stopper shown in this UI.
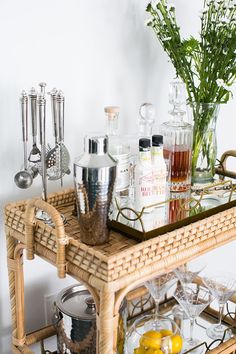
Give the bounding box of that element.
[169,81,186,107]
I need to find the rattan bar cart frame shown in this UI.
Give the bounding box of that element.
[4,154,236,354]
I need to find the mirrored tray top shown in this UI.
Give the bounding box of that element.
[109,179,236,241]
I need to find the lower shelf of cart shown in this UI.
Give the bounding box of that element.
[23,297,236,354]
[126,298,236,354]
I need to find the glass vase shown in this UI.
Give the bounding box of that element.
[188,103,220,185]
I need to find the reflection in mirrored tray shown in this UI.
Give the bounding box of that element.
[109,179,236,240]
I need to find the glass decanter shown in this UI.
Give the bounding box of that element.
[160,81,193,192]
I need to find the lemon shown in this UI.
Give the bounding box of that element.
[146,349,164,354]
[160,329,173,337]
[160,332,183,354]
[140,330,162,349]
[170,334,183,354]
[134,347,146,354]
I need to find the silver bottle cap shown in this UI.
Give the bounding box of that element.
[84,135,108,155]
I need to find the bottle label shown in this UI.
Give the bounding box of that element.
[114,154,130,192]
[139,151,152,162]
[136,170,153,209]
[153,169,166,199]
[152,149,163,157]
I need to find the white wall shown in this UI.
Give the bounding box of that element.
[0,1,236,353]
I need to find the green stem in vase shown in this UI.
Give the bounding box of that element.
[146,0,236,183]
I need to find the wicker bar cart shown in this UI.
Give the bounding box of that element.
[4,180,236,353]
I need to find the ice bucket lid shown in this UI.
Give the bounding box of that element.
[56,284,96,321]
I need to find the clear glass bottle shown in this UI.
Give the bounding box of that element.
[152,134,167,205]
[105,106,131,197]
[139,103,155,138]
[160,81,193,192]
[135,138,153,212]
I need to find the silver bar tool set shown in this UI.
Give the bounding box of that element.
[14,82,71,202]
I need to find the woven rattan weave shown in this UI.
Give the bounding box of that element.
[5,187,236,353]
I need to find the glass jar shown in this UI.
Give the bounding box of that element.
[126,314,182,354]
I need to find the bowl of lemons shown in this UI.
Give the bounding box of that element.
[126,314,183,354]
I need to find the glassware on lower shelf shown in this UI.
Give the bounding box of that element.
[174,260,206,287]
[145,273,177,330]
[126,314,183,354]
[202,272,236,340]
[174,283,213,354]
[173,259,206,321]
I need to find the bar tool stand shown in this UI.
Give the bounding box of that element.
[35,91,53,225]
[36,86,67,226]
[14,82,71,192]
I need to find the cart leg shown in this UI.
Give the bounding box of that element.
[97,290,118,354]
[6,231,26,347]
[7,233,18,335]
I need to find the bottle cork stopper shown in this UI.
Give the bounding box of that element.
[104,106,120,114]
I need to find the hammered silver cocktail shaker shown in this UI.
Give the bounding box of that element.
[74,135,117,245]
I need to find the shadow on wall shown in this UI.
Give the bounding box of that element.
[24,274,51,332]
[0,311,12,354]
[0,254,51,353]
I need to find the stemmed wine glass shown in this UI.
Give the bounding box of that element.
[174,283,213,353]
[174,259,206,288]
[202,272,236,340]
[173,259,206,318]
[145,272,177,329]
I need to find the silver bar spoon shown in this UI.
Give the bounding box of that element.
[14,91,33,189]
[28,87,41,164]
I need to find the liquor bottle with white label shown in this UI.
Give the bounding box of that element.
[105,106,131,197]
[135,138,153,212]
[152,134,167,205]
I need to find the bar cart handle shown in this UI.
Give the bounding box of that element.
[216,150,236,180]
[25,198,67,278]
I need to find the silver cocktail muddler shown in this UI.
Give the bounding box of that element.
[74,135,117,245]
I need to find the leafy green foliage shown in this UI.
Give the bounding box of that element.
[146,0,236,104]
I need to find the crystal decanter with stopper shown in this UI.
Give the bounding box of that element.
[160,81,193,192]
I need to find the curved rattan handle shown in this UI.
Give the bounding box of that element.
[216,150,236,179]
[25,198,67,278]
